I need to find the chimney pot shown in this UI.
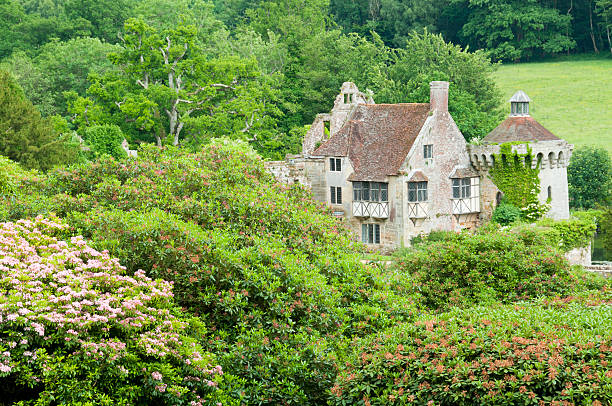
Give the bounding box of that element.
[430,81,449,113]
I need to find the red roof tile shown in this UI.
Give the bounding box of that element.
[484,116,560,143]
[314,103,430,181]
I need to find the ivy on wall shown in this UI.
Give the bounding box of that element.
[489,142,549,221]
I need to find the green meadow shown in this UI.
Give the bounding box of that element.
[493,57,612,154]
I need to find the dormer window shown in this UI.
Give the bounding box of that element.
[509,90,531,116]
[343,93,353,104]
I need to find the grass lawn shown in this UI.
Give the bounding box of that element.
[493,56,612,154]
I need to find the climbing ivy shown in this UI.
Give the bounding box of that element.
[489,142,549,221]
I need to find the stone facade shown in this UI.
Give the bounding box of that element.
[267,83,573,250]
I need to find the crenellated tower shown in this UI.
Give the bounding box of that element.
[468,91,573,220]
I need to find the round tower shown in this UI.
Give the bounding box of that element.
[468,91,573,220]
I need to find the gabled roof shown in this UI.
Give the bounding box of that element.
[314,103,430,181]
[407,170,429,182]
[483,116,561,144]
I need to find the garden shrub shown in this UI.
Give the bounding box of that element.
[409,230,461,246]
[83,124,127,160]
[394,229,575,310]
[14,140,420,404]
[534,217,597,251]
[491,202,521,225]
[332,295,612,405]
[0,216,233,405]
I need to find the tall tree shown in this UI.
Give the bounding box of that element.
[69,19,280,151]
[451,0,576,61]
[568,146,612,209]
[373,31,503,141]
[1,38,120,117]
[0,70,78,171]
[596,0,612,52]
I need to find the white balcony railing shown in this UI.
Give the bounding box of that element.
[407,202,428,218]
[451,196,480,215]
[352,201,389,219]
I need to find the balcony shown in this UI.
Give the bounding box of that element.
[407,202,428,219]
[451,197,480,215]
[352,201,389,219]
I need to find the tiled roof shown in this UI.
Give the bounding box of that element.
[407,170,429,182]
[483,116,560,144]
[449,166,478,178]
[314,103,430,181]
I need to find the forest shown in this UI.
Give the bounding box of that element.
[1,0,612,163]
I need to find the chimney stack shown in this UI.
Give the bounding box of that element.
[429,81,449,113]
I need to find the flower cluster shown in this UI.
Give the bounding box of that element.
[0,216,226,405]
[332,298,612,405]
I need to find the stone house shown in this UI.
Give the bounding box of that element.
[266,82,572,250]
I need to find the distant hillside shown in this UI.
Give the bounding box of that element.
[493,57,612,155]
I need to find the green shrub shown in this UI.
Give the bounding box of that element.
[535,217,597,251]
[16,140,420,404]
[409,230,461,246]
[83,124,128,160]
[0,216,234,405]
[491,202,522,225]
[394,230,575,310]
[332,294,612,405]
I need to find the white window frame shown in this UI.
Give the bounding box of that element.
[330,157,342,172]
[408,181,428,202]
[362,223,381,244]
[330,186,342,204]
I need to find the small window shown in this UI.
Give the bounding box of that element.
[408,182,427,202]
[330,157,341,172]
[344,93,351,104]
[323,120,330,137]
[452,178,471,198]
[353,182,362,201]
[330,186,342,204]
[547,186,552,201]
[423,144,433,159]
[362,223,381,244]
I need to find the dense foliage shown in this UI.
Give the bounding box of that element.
[0,216,230,405]
[332,293,612,405]
[1,142,610,404]
[2,141,422,404]
[489,143,549,221]
[0,70,78,171]
[394,228,577,311]
[568,146,612,209]
[0,0,510,159]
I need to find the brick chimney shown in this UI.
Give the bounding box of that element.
[429,81,449,113]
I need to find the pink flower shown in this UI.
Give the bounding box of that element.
[151,371,163,380]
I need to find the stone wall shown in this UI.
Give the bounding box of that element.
[564,243,591,266]
[264,155,326,202]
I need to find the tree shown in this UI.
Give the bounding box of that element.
[451,0,576,61]
[69,19,280,152]
[1,38,120,117]
[568,146,612,209]
[372,31,503,141]
[597,0,612,52]
[0,70,78,171]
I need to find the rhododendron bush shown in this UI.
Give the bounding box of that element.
[2,142,610,405]
[1,142,418,404]
[332,295,612,405]
[0,217,230,405]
